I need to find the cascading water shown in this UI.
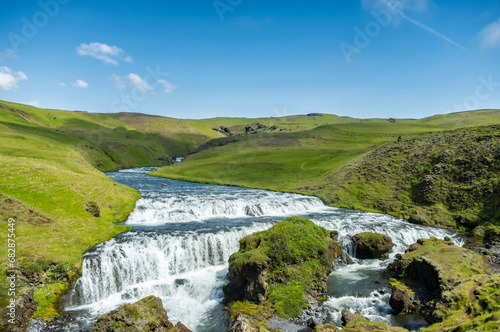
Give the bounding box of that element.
[46,167,463,332]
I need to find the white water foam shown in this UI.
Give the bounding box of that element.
[125,191,326,225]
[65,223,272,330]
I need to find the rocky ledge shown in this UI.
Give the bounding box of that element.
[92,296,191,332]
[224,216,342,329]
[388,237,500,331]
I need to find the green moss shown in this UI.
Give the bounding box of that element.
[268,281,308,318]
[33,283,67,320]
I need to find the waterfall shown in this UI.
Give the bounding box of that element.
[67,223,272,307]
[125,191,326,225]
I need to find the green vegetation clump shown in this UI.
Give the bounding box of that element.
[227,217,341,321]
[342,320,408,331]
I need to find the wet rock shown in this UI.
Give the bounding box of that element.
[307,317,321,328]
[408,214,423,225]
[341,309,368,326]
[224,259,269,304]
[389,283,421,314]
[352,232,394,259]
[174,279,189,286]
[92,295,191,332]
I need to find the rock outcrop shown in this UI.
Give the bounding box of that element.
[388,283,421,315]
[225,216,342,322]
[352,232,394,259]
[388,237,500,330]
[92,296,191,332]
[226,313,259,332]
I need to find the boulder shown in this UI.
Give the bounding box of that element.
[341,309,368,326]
[408,214,423,225]
[92,295,191,332]
[352,232,394,259]
[389,283,421,314]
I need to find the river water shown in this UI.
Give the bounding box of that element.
[44,167,463,331]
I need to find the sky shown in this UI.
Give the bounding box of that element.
[0,0,500,119]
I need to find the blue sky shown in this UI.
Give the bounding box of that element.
[0,0,500,119]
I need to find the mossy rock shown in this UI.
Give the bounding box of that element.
[343,319,407,331]
[389,238,500,331]
[92,295,191,332]
[352,232,394,259]
[225,217,342,319]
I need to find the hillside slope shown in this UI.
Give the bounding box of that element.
[0,100,223,320]
[315,125,500,228]
[152,110,500,228]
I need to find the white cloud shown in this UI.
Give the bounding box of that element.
[158,79,177,93]
[27,100,40,107]
[480,18,500,48]
[0,49,18,61]
[77,42,133,65]
[110,73,126,90]
[58,82,66,87]
[71,79,88,89]
[0,66,28,91]
[127,73,152,91]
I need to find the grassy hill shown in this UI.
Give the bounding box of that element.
[0,100,223,320]
[151,110,500,228]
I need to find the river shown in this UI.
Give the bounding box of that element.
[34,167,464,331]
